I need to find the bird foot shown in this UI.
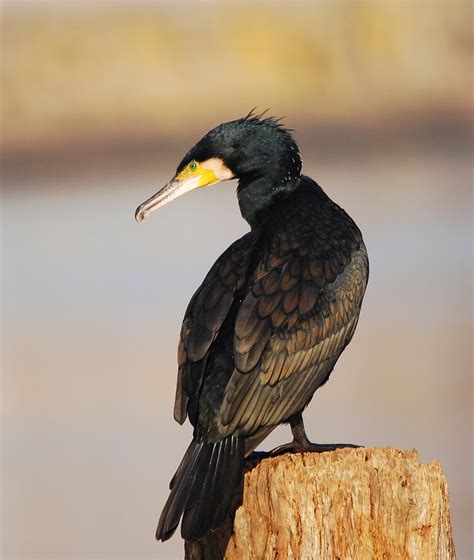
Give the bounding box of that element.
[247,450,270,461]
[269,441,360,457]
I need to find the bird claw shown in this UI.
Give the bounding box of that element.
[269,441,361,457]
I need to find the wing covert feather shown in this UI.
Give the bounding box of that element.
[174,231,258,424]
[220,244,368,436]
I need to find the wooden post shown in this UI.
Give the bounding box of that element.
[185,447,456,560]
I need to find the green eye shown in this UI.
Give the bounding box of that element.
[189,161,198,171]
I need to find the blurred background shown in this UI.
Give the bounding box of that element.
[1,1,472,559]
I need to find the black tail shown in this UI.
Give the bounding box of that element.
[156,436,245,542]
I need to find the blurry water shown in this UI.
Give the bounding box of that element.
[1,148,472,559]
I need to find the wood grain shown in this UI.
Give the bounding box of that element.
[185,447,456,560]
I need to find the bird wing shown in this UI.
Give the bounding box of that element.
[173,230,258,425]
[219,230,368,437]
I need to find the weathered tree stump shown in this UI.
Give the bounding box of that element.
[185,447,456,560]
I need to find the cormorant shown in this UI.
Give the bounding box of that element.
[135,112,369,543]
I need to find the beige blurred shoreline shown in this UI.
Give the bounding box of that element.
[2,109,471,181]
[1,1,472,165]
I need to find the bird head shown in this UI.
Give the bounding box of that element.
[135,112,302,222]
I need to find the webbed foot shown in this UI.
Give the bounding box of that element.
[269,440,359,456]
[269,412,360,456]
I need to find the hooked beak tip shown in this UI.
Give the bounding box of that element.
[135,206,146,223]
[135,174,203,224]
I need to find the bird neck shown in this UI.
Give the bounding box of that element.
[237,176,301,228]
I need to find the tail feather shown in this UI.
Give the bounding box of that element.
[169,439,196,490]
[181,442,222,538]
[209,437,243,529]
[156,436,244,542]
[206,438,232,529]
[157,441,205,540]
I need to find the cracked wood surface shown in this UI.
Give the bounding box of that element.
[185,447,456,560]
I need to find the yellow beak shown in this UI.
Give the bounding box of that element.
[135,158,234,222]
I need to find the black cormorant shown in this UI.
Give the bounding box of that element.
[135,112,369,543]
